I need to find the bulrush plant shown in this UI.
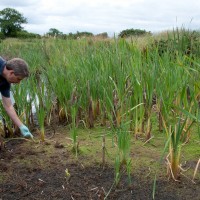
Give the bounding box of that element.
[0,104,14,137]
[114,121,132,185]
[127,48,146,137]
[33,76,53,142]
[165,116,193,180]
[92,99,101,120]
[129,75,145,137]
[142,63,157,141]
[69,87,79,156]
[87,82,94,128]
[33,81,46,142]
[40,39,79,125]
[12,81,34,131]
[109,75,127,129]
[77,49,104,129]
[156,57,196,180]
[35,103,45,141]
[71,105,78,156]
[105,78,141,185]
[152,51,179,180]
[45,66,73,124]
[102,79,132,185]
[178,86,196,143]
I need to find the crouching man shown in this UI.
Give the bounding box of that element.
[0,56,33,139]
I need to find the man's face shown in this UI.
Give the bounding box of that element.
[6,71,24,84]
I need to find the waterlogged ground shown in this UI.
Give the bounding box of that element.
[0,126,200,200]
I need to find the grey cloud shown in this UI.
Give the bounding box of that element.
[0,0,40,8]
[1,0,200,36]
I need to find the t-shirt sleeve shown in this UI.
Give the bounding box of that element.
[0,83,10,98]
[1,89,10,98]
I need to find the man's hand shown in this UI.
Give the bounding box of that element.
[19,125,33,138]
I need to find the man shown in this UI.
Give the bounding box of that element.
[0,56,33,138]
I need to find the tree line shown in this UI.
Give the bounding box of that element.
[0,8,150,39]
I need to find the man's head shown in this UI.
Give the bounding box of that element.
[3,58,29,83]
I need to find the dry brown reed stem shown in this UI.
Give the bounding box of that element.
[193,158,200,182]
[166,154,180,182]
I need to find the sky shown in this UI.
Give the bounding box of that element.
[0,0,200,36]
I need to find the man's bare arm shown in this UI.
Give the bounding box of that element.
[2,95,23,128]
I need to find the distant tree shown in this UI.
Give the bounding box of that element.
[118,28,151,38]
[0,31,5,39]
[0,8,27,37]
[96,32,108,38]
[67,32,76,39]
[64,31,93,40]
[76,31,93,38]
[16,30,41,39]
[46,28,63,37]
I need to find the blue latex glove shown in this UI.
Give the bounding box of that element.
[19,124,33,138]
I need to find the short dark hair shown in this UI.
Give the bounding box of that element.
[6,58,29,77]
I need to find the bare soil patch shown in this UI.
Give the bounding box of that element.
[0,127,199,200]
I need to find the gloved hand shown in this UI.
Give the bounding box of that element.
[19,124,33,139]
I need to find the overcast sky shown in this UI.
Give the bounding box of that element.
[0,0,200,36]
